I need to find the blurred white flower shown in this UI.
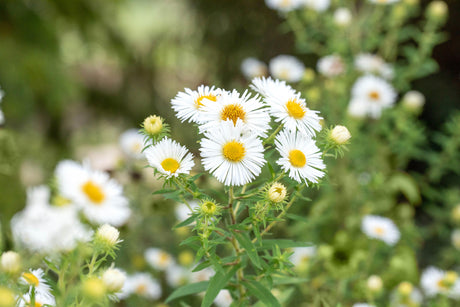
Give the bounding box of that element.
[165,264,190,287]
[118,273,162,300]
[361,215,400,246]
[402,91,425,111]
[214,289,233,307]
[304,0,330,12]
[334,8,352,26]
[421,267,460,299]
[119,129,145,159]
[241,57,268,80]
[269,55,305,82]
[190,267,215,283]
[145,248,175,271]
[175,201,199,222]
[265,0,305,12]
[103,267,126,293]
[317,55,345,77]
[391,282,423,307]
[354,53,394,79]
[0,251,21,274]
[18,291,56,307]
[290,246,316,266]
[367,275,383,292]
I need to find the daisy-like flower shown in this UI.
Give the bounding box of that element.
[265,0,305,12]
[119,129,145,159]
[334,8,352,27]
[421,267,460,299]
[275,130,325,184]
[144,248,175,271]
[200,120,265,186]
[304,0,331,12]
[118,273,162,300]
[18,291,56,307]
[348,75,397,119]
[254,78,322,137]
[171,85,223,123]
[317,55,345,77]
[241,57,268,80]
[21,268,52,297]
[55,160,131,226]
[290,246,317,267]
[199,89,271,137]
[361,215,400,246]
[368,0,400,5]
[144,138,195,178]
[391,282,423,307]
[165,264,190,287]
[354,53,394,79]
[269,55,305,83]
[214,289,233,307]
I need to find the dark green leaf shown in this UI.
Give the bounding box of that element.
[165,281,209,303]
[201,265,240,307]
[242,280,281,307]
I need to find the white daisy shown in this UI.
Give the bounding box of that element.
[171,85,223,123]
[144,138,195,178]
[361,215,400,246]
[252,77,322,137]
[119,129,145,159]
[199,89,271,137]
[11,186,92,254]
[165,264,190,287]
[334,8,352,27]
[275,130,325,184]
[421,267,460,299]
[269,55,305,83]
[118,273,162,300]
[354,53,394,79]
[200,120,266,186]
[290,246,317,266]
[368,0,400,5]
[317,55,345,77]
[265,0,305,12]
[18,291,56,307]
[304,0,330,12]
[214,289,233,307]
[348,75,397,118]
[241,57,268,80]
[144,248,175,271]
[20,268,52,298]
[55,160,131,226]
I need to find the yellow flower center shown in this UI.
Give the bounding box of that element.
[220,104,246,125]
[195,94,217,109]
[34,302,42,307]
[82,181,105,204]
[159,252,170,266]
[223,141,246,162]
[374,226,385,235]
[161,158,180,173]
[131,142,142,153]
[22,272,39,287]
[369,91,380,100]
[286,99,306,119]
[280,0,292,7]
[136,283,147,295]
[288,149,306,167]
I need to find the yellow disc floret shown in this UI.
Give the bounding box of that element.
[82,181,105,204]
[161,158,180,173]
[195,94,217,109]
[369,91,380,100]
[22,272,39,287]
[288,149,306,167]
[223,141,246,162]
[285,99,306,119]
[220,104,246,125]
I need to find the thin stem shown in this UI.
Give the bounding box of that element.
[263,124,284,145]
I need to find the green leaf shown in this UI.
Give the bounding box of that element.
[242,280,281,307]
[165,281,209,303]
[201,265,240,307]
[174,215,197,229]
[260,239,312,250]
[234,232,262,269]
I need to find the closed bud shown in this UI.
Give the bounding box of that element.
[83,277,107,300]
[102,268,126,293]
[94,224,121,252]
[1,251,21,275]
[330,125,351,145]
[0,287,15,307]
[143,115,164,137]
[268,182,287,203]
[367,275,383,293]
[200,200,220,217]
[398,281,413,296]
[402,91,425,112]
[334,8,352,27]
[427,1,448,19]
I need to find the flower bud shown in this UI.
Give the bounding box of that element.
[94,224,121,252]
[200,200,219,217]
[0,287,15,307]
[367,275,383,293]
[402,91,425,112]
[427,1,448,19]
[268,182,287,203]
[143,115,164,137]
[102,268,126,293]
[334,8,352,27]
[330,125,351,145]
[83,277,107,300]
[398,281,413,296]
[1,251,21,274]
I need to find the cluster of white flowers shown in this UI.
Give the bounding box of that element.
[241,55,305,83]
[145,77,325,187]
[354,53,394,80]
[421,267,460,299]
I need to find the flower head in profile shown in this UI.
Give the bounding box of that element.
[200,120,266,186]
[269,55,305,82]
[144,138,195,179]
[317,55,345,77]
[421,267,460,299]
[119,129,145,160]
[241,57,268,80]
[199,89,271,137]
[21,268,52,297]
[171,85,223,123]
[361,215,400,246]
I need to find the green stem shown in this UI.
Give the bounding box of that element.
[263,124,284,145]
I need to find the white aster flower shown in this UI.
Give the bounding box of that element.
[367,275,383,292]
[190,267,215,283]
[304,0,330,12]
[200,120,265,186]
[214,289,233,307]
[144,138,195,178]
[421,267,460,299]
[56,160,131,226]
[290,246,316,266]
[171,85,223,123]
[275,130,325,184]
[265,0,305,12]
[165,264,190,287]
[18,291,56,307]
[269,55,305,82]
[252,77,322,137]
[118,273,162,300]
[317,55,345,77]
[361,215,400,246]
[21,268,52,297]
[348,75,397,118]
[175,201,199,222]
[119,129,145,159]
[354,53,394,79]
[11,186,92,254]
[199,89,271,137]
[368,0,400,5]
[241,57,268,80]
[145,248,175,271]
[334,8,352,27]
